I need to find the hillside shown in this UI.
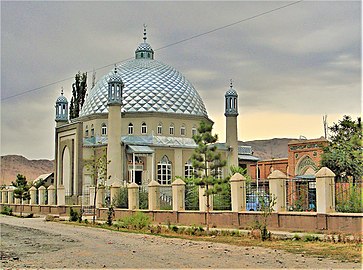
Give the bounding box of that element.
[240,138,294,160]
[0,155,54,186]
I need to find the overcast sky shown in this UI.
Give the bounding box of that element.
[1,1,361,160]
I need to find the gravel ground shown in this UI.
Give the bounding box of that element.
[0,215,360,269]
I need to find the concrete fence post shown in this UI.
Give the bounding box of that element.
[29,186,37,205]
[128,182,139,210]
[7,189,14,204]
[38,186,46,205]
[230,173,246,212]
[89,186,96,207]
[47,185,56,205]
[148,180,160,210]
[267,170,287,212]
[172,178,185,211]
[2,189,8,204]
[199,186,213,212]
[96,186,105,208]
[315,167,336,213]
[57,185,65,206]
[110,182,121,206]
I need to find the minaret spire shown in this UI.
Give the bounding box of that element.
[143,23,147,42]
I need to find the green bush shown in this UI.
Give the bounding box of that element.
[139,190,148,210]
[119,212,150,230]
[106,206,114,226]
[336,185,363,213]
[303,234,320,242]
[113,187,128,208]
[69,207,79,222]
[1,206,13,216]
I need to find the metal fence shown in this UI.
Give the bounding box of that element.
[246,180,270,211]
[286,179,316,211]
[185,182,199,210]
[213,184,231,211]
[335,181,362,213]
[139,185,148,209]
[160,185,172,210]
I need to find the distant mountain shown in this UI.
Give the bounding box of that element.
[0,155,54,186]
[239,138,294,160]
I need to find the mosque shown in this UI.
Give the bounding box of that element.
[54,28,247,201]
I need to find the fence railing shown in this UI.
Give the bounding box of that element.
[335,181,362,213]
[286,179,316,211]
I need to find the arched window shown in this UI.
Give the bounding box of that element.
[141,122,147,134]
[85,125,89,137]
[157,156,172,185]
[157,122,162,135]
[101,123,107,136]
[184,160,195,178]
[169,123,174,135]
[128,123,134,135]
[180,124,186,136]
[91,124,94,137]
[192,127,197,137]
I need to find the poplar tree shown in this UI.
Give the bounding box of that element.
[70,71,87,119]
[191,121,227,231]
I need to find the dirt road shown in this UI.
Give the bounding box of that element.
[0,215,360,269]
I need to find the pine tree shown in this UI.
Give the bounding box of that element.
[191,121,227,231]
[12,174,31,217]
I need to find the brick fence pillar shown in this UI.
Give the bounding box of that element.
[110,182,121,206]
[47,185,56,205]
[148,180,160,210]
[57,185,65,206]
[172,178,185,211]
[315,167,336,214]
[128,182,139,210]
[268,170,287,212]
[199,186,213,212]
[230,173,246,212]
[29,186,37,205]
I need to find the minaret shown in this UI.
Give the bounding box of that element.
[106,66,124,186]
[225,80,239,168]
[55,88,68,127]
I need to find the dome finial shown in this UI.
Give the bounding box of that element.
[61,87,64,95]
[143,23,147,42]
[230,79,233,88]
[114,64,117,74]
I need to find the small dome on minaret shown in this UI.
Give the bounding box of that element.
[55,87,68,122]
[225,80,238,116]
[135,24,154,60]
[107,66,123,105]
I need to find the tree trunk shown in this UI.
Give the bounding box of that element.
[20,198,23,217]
[206,185,210,232]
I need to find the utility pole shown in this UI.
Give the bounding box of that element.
[323,115,328,139]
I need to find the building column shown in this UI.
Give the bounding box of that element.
[29,186,37,205]
[174,149,183,178]
[38,186,46,205]
[315,167,336,214]
[110,182,121,206]
[148,180,160,210]
[128,182,139,210]
[230,173,246,212]
[199,186,213,212]
[48,185,56,205]
[172,178,186,211]
[57,185,65,206]
[268,170,287,212]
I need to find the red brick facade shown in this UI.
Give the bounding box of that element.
[247,137,328,181]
